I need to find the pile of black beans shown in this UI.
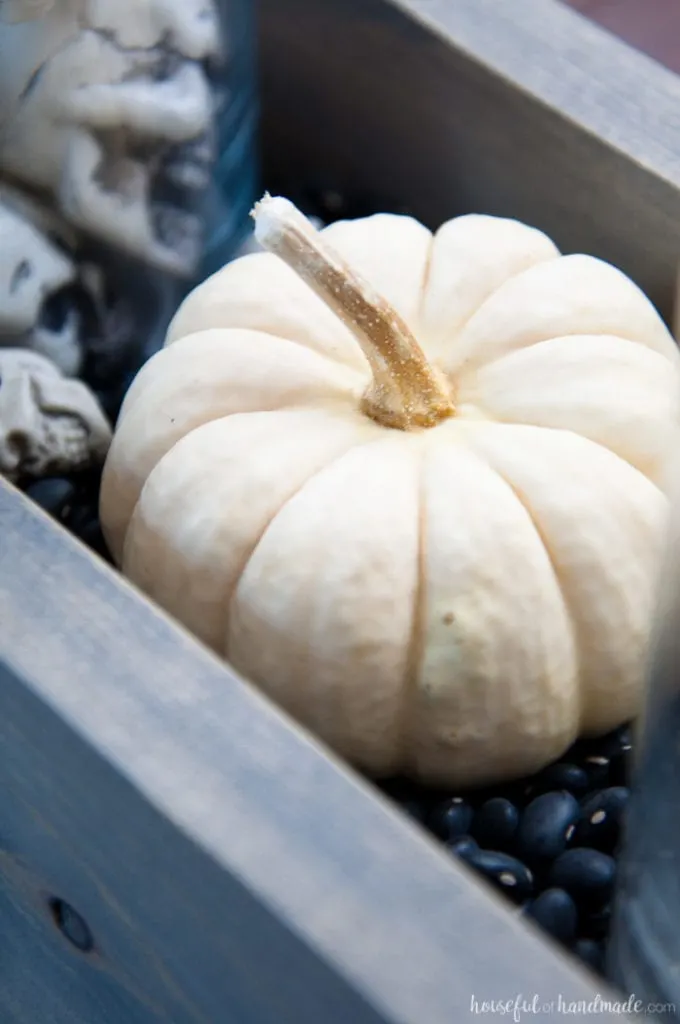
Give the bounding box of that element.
[23,470,111,562]
[380,724,633,977]
[16,187,633,984]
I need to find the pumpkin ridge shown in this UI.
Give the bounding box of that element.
[181,324,371,376]
[165,250,369,373]
[442,254,679,379]
[117,404,370,572]
[188,326,370,376]
[226,431,421,769]
[154,391,364,457]
[463,432,584,737]
[398,441,428,777]
[465,420,666,735]
[460,328,679,380]
[152,327,368,409]
[102,329,368,562]
[469,419,670,494]
[459,335,679,486]
[422,257,564,367]
[417,232,435,326]
[475,329,680,366]
[224,429,389,665]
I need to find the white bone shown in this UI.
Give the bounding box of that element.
[0,347,111,481]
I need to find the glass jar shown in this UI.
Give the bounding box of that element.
[200,0,260,281]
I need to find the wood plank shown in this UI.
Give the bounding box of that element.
[259,0,680,323]
[0,482,630,1019]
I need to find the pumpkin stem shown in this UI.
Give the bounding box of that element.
[251,193,455,430]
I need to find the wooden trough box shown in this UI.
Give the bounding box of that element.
[3,0,680,1020]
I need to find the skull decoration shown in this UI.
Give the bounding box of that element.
[0,0,226,485]
[0,193,87,375]
[0,187,139,382]
[0,347,112,482]
[0,0,223,277]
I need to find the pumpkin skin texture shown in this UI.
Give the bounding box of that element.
[99,199,680,788]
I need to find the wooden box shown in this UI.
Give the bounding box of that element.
[3,1,680,1020]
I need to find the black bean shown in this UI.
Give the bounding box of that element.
[609,739,634,786]
[76,519,113,563]
[25,477,76,519]
[581,755,611,789]
[526,762,590,799]
[572,787,629,852]
[516,791,581,863]
[64,493,97,534]
[589,724,633,761]
[475,779,532,809]
[548,848,616,908]
[464,849,533,903]
[609,754,629,787]
[524,888,578,945]
[428,798,473,841]
[582,903,612,940]
[60,475,99,532]
[446,835,478,860]
[470,798,519,851]
[614,724,633,751]
[573,938,605,975]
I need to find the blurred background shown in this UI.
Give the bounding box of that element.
[562,0,680,74]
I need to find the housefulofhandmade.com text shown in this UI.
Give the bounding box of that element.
[470,993,676,1020]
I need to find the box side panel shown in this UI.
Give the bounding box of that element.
[258,0,680,321]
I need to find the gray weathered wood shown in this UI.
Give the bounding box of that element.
[4,0,676,1019]
[259,0,680,321]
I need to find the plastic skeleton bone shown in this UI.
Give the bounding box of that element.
[0,0,223,277]
[0,347,111,482]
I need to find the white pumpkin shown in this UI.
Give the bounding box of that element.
[99,195,680,787]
